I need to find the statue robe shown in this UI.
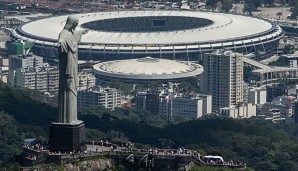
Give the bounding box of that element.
[58,29,82,124]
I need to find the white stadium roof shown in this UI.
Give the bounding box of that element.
[93,57,203,80]
[18,10,273,45]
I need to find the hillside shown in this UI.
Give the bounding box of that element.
[0,83,298,170]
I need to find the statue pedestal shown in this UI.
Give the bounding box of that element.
[49,120,86,152]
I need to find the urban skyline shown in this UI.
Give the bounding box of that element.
[1,0,298,170]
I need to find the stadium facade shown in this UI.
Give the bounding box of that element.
[10,10,284,63]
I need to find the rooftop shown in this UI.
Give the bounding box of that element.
[93,57,203,80]
[16,10,275,45]
[93,57,202,76]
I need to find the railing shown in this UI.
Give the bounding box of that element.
[192,155,206,165]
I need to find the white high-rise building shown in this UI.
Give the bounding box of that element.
[159,94,172,120]
[172,97,203,119]
[78,86,122,112]
[198,94,212,115]
[248,86,267,105]
[202,50,244,111]
[158,93,212,121]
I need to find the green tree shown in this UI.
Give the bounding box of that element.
[0,112,23,164]
[243,66,253,82]
[158,138,175,149]
[290,2,298,19]
[107,130,129,143]
[222,0,233,12]
[5,83,298,170]
[206,0,233,12]
[268,57,290,66]
[283,44,295,54]
[244,0,262,14]
[264,0,275,6]
[206,0,218,10]
[276,11,283,24]
[120,84,132,97]
[178,77,200,93]
[85,129,107,141]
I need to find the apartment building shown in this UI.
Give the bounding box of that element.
[78,86,122,112]
[248,86,267,105]
[202,50,243,111]
[9,65,59,94]
[9,53,43,70]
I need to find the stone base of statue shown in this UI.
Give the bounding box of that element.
[49,120,86,152]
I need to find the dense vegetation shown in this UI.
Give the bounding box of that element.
[206,0,233,12]
[268,57,290,66]
[289,0,298,19]
[2,83,298,170]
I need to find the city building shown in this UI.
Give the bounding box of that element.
[199,94,212,115]
[202,50,244,111]
[243,83,249,103]
[6,40,33,56]
[295,100,298,124]
[260,108,284,123]
[286,84,298,97]
[266,84,275,102]
[0,66,8,83]
[260,103,291,118]
[171,96,203,120]
[281,96,296,110]
[159,94,172,120]
[47,67,59,95]
[258,96,296,122]
[145,90,160,115]
[8,53,59,94]
[219,103,256,119]
[77,86,121,112]
[78,72,96,91]
[9,64,59,94]
[248,86,267,105]
[279,53,298,68]
[0,56,9,83]
[159,93,212,121]
[281,96,296,116]
[135,92,147,110]
[0,56,9,66]
[9,53,43,70]
[136,87,212,121]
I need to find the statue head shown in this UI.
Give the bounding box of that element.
[64,15,79,31]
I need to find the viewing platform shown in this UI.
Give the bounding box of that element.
[21,140,246,170]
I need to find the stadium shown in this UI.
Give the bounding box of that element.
[92,57,204,83]
[10,10,284,63]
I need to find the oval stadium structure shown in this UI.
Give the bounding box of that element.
[92,57,204,82]
[10,10,284,63]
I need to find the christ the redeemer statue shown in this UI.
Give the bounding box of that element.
[49,15,88,152]
[57,15,88,123]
